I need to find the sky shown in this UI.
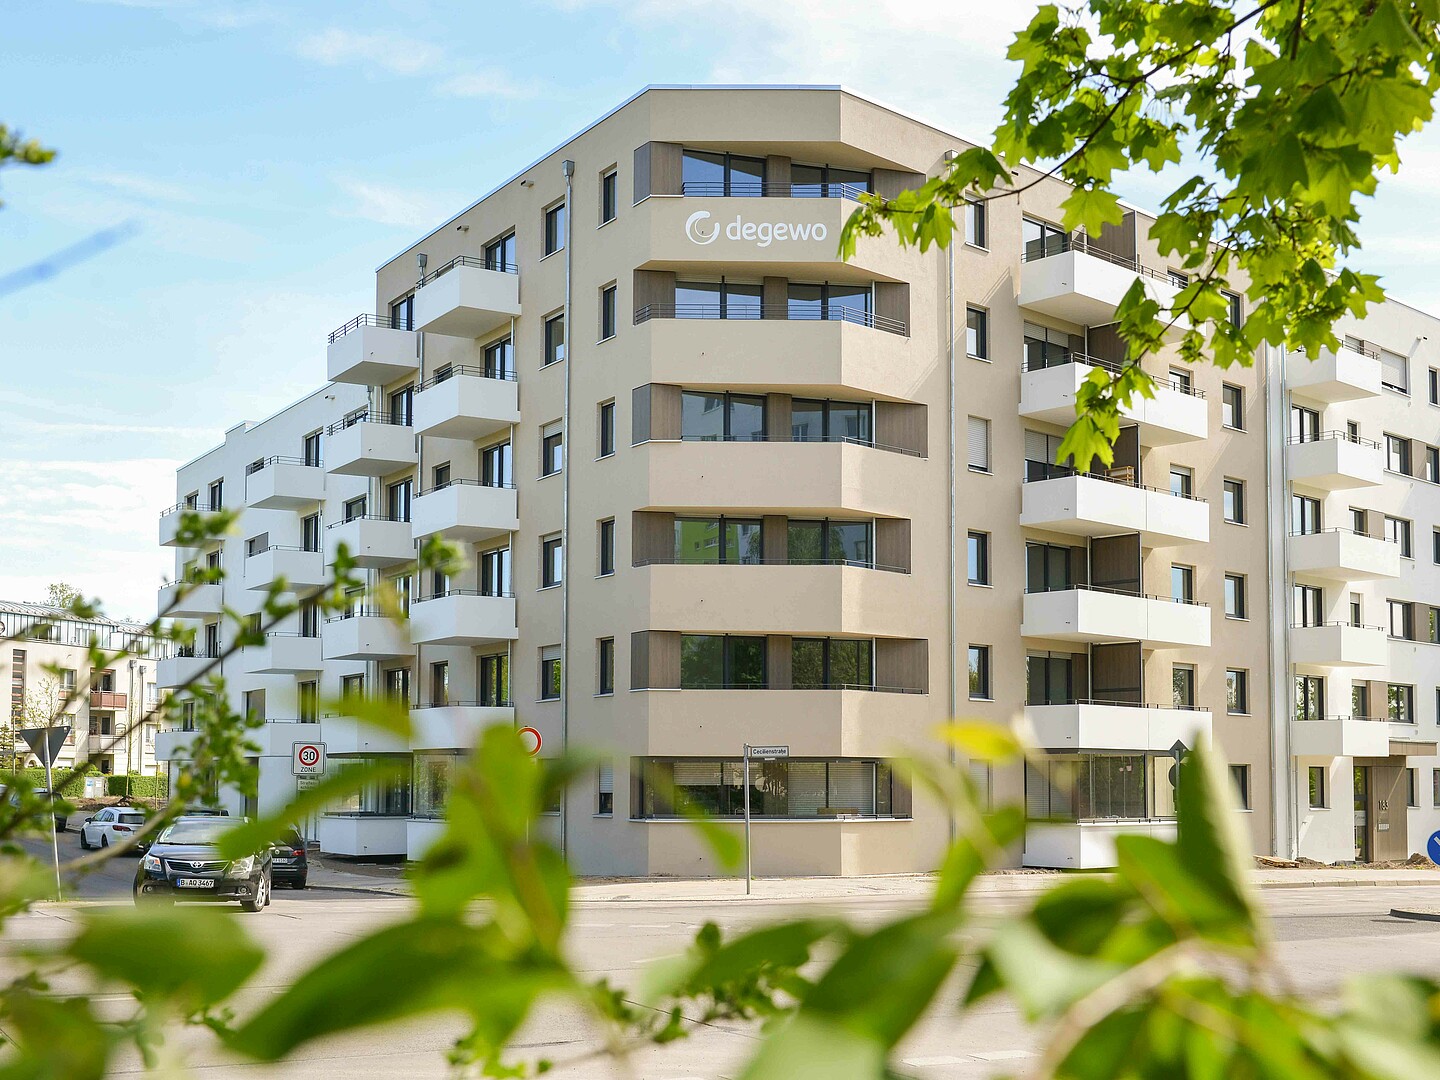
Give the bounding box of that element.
[4,0,1440,622]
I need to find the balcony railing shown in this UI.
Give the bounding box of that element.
[173,647,221,659]
[415,699,515,709]
[1020,233,1168,282]
[326,608,390,623]
[413,589,516,603]
[1025,582,1210,608]
[1290,620,1385,631]
[325,408,412,435]
[245,454,321,475]
[417,478,517,497]
[673,432,923,458]
[89,691,127,711]
[416,364,517,391]
[679,180,871,201]
[1287,429,1382,449]
[326,514,409,529]
[633,303,907,336]
[328,312,405,344]
[1021,460,1209,502]
[647,682,924,694]
[418,254,518,287]
[1022,352,1206,397]
[1288,527,1397,542]
[633,556,909,574]
[1294,713,1385,723]
[159,499,218,518]
[1028,697,1211,711]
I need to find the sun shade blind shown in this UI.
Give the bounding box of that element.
[1380,349,1408,391]
[827,762,875,814]
[598,763,614,794]
[967,417,990,471]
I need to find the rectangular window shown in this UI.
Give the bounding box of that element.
[390,295,414,331]
[302,429,322,467]
[967,531,990,585]
[344,495,367,522]
[1291,494,1322,535]
[965,198,987,247]
[680,635,767,689]
[541,535,564,588]
[301,513,320,552]
[544,202,566,256]
[484,231,516,273]
[1226,669,1248,714]
[968,645,991,700]
[1386,434,1412,474]
[1293,584,1323,627]
[544,312,566,366]
[1224,573,1247,619]
[1173,663,1196,708]
[1171,564,1194,603]
[598,401,615,458]
[1221,384,1244,430]
[681,390,768,441]
[600,168,617,225]
[1390,683,1415,723]
[600,283,617,340]
[1380,348,1409,393]
[483,336,514,379]
[675,517,765,564]
[1431,367,1439,405]
[1223,290,1243,327]
[1223,478,1246,524]
[1407,768,1418,807]
[208,479,224,511]
[791,637,873,690]
[1433,767,1440,808]
[482,441,513,487]
[1386,515,1413,557]
[787,519,872,567]
[966,416,990,473]
[479,547,511,596]
[1389,600,1415,640]
[478,653,509,706]
[598,518,615,576]
[429,662,449,708]
[1424,445,1440,483]
[541,422,564,477]
[540,646,562,701]
[1170,465,1193,499]
[966,307,988,359]
[1295,675,1324,720]
[1309,766,1327,809]
[1230,765,1251,810]
[597,761,614,815]
[598,638,615,695]
[1025,542,1074,594]
[1290,404,1320,442]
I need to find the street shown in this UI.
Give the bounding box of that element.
[3,840,1439,1079]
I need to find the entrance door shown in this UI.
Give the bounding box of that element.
[1353,766,1369,862]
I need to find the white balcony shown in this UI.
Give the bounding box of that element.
[409,593,517,647]
[156,653,217,689]
[411,482,518,543]
[243,547,327,591]
[321,613,412,662]
[1022,588,1211,649]
[244,459,325,510]
[407,818,447,861]
[413,260,521,338]
[1288,344,1382,403]
[1020,474,1209,547]
[1291,716,1391,758]
[413,370,520,441]
[326,318,418,386]
[326,418,416,477]
[1290,623,1388,668]
[1018,247,1187,332]
[1020,362,1207,445]
[153,728,198,761]
[318,814,407,857]
[1025,703,1212,753]
[159,503,217,547]
[1024,820,1177,870]
[411,705,513,751]
[321,714,409,755]
[324,516,414,569]
[241,633,323,675]
[1289,530,1402,582]
[157,580,223,618]
[1287,435,1384,491]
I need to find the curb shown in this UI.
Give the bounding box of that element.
[1389,908,1440,922]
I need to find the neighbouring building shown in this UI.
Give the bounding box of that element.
[1,600,166,778]
[153,85,1440,871]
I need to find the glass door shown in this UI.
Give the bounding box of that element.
[1353,766,1369,862]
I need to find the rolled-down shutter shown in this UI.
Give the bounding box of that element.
[827,762,875,815]
[598,762,614,795]
[967,417,990,471]
[1380,349,1409,391]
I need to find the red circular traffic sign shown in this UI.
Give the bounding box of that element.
[517,727,542,756]
[297,745,320,768]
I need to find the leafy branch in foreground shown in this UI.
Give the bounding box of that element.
[840,0,1426,470]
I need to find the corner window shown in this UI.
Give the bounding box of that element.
[544,202,566,256]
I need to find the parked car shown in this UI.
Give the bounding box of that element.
[79,807,148,853]
[269,828,308,889]
[5,788,68,833]
[133,816,272,912]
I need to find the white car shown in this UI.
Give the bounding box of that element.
[79,808,148,852]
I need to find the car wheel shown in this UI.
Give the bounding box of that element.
[100,835,109,850]
[79,831,90,851]
[136,891,171,907]
[293,874,307,890]
[242,874,269,913]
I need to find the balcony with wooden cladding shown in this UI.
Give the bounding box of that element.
[88,691,127,711]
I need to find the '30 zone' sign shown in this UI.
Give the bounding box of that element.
[293,742,326,776]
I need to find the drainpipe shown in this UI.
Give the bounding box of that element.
[559,158,575,861]
[1265,341,1297,858]
[944,152,958,845]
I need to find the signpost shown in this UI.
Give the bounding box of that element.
[19,725,71,900]
[743,744,788,895]
[518,727,543,756]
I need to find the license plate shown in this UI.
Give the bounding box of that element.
[176,878,215,889]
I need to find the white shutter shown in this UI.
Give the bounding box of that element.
[967,417,990,472]
[1025,761,1052,819]
[968,760,993,810]
[673,761,721,787]
[1024,429,1050,465]
[827,762,875,815]
[598,762,614,794]
[1380,349,1409,391]
[787,762,827,815]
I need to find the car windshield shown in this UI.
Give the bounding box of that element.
[158,820,231,845]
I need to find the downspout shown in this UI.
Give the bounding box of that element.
[944,152,958,845]
[559,159,575,862]
[1265,341,1296,857]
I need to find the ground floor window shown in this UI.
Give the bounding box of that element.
[633,758,908,819]
[330,755,411,815]
[413,752,460,818]
[1024,754,1176,822]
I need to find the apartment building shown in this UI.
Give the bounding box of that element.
[153,85,1440,872]
[1,599,165,777]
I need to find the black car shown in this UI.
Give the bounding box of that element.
[269,828,308,889]
[133,816,272,912]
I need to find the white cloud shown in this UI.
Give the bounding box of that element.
[78,170,199,204]
[331,177,464,230]
[434,70,542,101]
[295,28,445,77]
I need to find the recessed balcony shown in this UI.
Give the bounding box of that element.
[410,704,514,751]
[1018,244,1187,333]
[156,651,219,689]
[325,412,416,477]
[324,516,414,569]
[1288,529,1402,582]
[244,547,327,591]
[1020,359,1207,445]
[1021,587,1211,649]
[413,367,520,441]
[327,315,419,386]
[411,481,518,543]
[413,257,520,338]
[1288,343,1382,403]
[241,633,323,675]
[1025,702,1212,753]
[1020,472,1209,547]
[158,579,224,618]
[1286,432,1384,490]
[1290,622,1388,668]
[321,611,411,662]
[409,592,518,646]
[1291,716,1391,758]
[320,712,410,755]
[244,457,325,510]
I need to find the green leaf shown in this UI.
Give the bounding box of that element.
[1059,185,1124,236]
[1172,742,1259,943]
[0,991,111,1080]
[935,721,1024,762]
[741,1014,884,1080]
[980,918,1122,1019]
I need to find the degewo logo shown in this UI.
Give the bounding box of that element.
[684,210,828,249]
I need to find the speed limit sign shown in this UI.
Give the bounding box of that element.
[293,742,326,776]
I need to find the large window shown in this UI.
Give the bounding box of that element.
[967,531,990,585]
[1289,404,1320,442]
[1025,755,1168,821]
[674,280,763,319]
[792,638,873,690]
[479,547,511,597]
[1386,433,1412,474]
[635,758,903,819]
[1293,584,1323,627]
[413,753,458,818]
[1025,543,1074,594]
[1023,322,1071,370]
[679,635,766,689]
[484,336,514,379]
[482,441,513,488]
[790,399,873,446]
[484,232,516,272]
[1291,494,1321,535]
[681,150,766,196]
[1390,683,1415,723]
[1026,653,1074,706]
[1295,675,1324,721]
[331,756,411,816]
[1022,217,1068,261]
[478,653,509,706]
[673,517,764,564]
[1385,515,1413,557]
[787,282,872,324]
[791,163,871,198]
[788,519,873,567]
[544,202,566,256]
[680,391,766,441]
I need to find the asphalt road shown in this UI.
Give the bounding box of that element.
[2,870,1439,1079]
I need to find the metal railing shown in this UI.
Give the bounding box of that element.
[414,699,515,710]
[245,544,318,559]
[672,432,924,458]
[633,302,907,336]
[1028,697,1211,712]
[1289,620,1385,631]
[1293,714,1385,723]
[245,455,320,475]
[418,254,518,287]
[413,589,515,603]
[326,514,409,528]
[328,312,405,344]
[632,555,909,574]
[679,180,871,201]
[325,607,389,623]
[417,477,517,497]
[1026,582,1210,607]
[1287,527,1398,542]
[1286,429,1382,449]
[1021,351,1205,397]
[416,364,517,391]
[644,682,924,694]
[173,647,222,660]
[159,499,215,518]
[1021,233,1168,282]
[1341,339,1381,359]
[325,408,413,434]
[1022,461,1209,502]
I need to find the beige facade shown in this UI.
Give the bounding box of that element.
[154,85,1440,872]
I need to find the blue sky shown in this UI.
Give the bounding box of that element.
[4,0,1440,620]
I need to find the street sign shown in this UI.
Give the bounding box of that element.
[296,776,321,791]
[747,745,789,759]
[293,742,326,776]
[1428,830,1440,866]
[518,727,543,756]
[18,726,70,767]
[742,744,789,895]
